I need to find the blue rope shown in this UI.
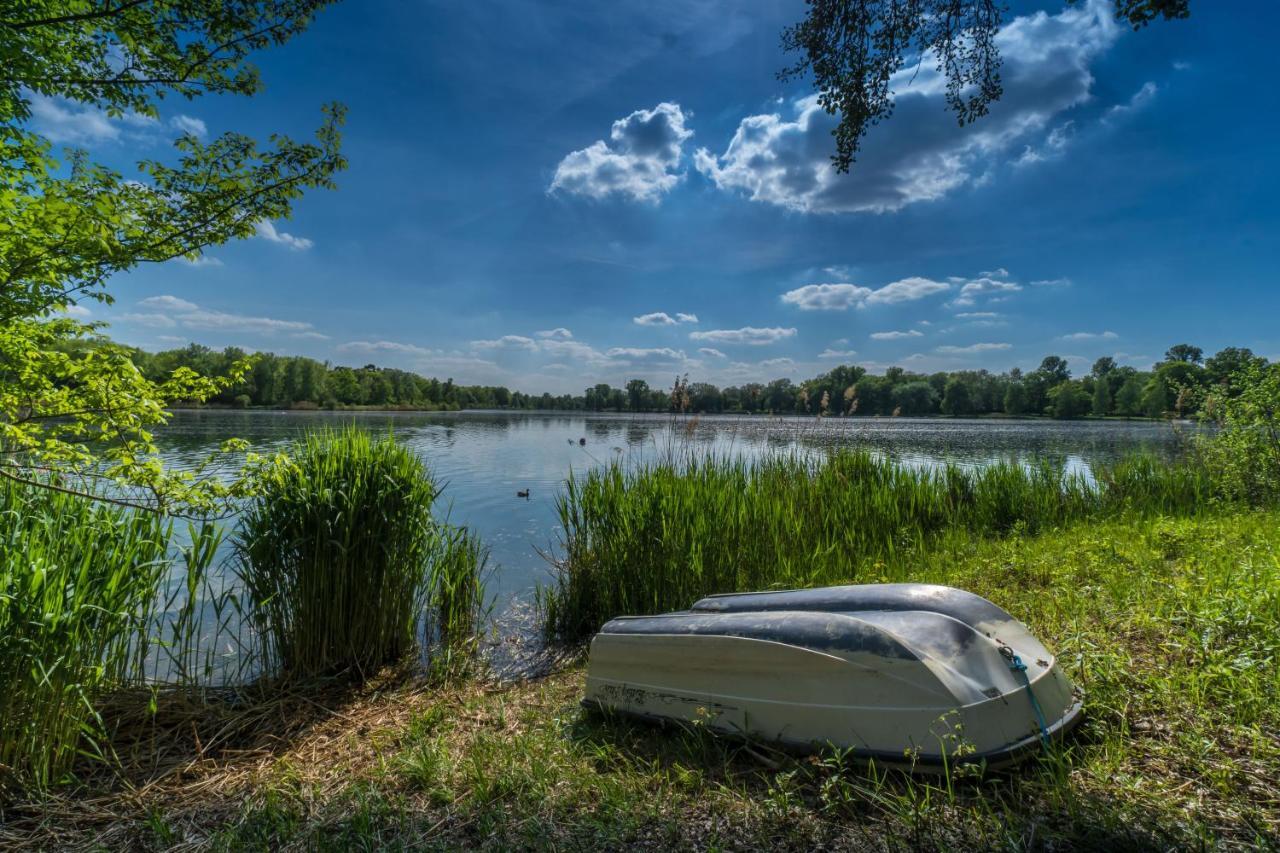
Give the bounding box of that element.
[1002,646,1051,748]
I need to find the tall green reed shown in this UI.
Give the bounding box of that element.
[0,480,218,791]
[233,428,485,680]
[541,449,1213,641]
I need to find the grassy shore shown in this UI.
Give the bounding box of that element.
[5,509,1276,850]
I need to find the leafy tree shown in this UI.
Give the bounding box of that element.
[1091,374,1112,416]
[3,1,345,511]
[892,381,937,416]
[1049,381,1090,419]
[1091,357,1117,378]
[1035,356,1072,385]
[1164,343,1204,364]
[1142,376,1171,418]
[940,378,973,417]
[1115,376,1146,417]
[1205,347,1267,392]
[625,379,650,412]
[1003,381,1028,416]
[780,0,1188,171]
[1196,362,1280,504]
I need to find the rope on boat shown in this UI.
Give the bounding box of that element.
[1000,644,1052,748]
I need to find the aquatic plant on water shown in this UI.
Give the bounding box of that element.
[234,428,485,680]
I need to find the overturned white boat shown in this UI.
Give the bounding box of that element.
[583,584,1082,768]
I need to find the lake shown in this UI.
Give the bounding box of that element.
[156,409,1195,612]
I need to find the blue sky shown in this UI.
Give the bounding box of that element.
[41,0,1280,393]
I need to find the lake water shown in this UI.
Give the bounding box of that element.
[156,410,1195,613]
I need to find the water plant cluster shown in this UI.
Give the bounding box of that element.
[541,450,1214,641]
[0,429,485,796]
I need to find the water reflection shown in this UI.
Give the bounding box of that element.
[153,410,1197,610]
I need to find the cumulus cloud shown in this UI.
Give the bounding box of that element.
[947,270,1023,307]
[536,327,573,339]
[1059,330,1118,341]
[870,330,923,340]
[471,335,538,351]
[177,254,223,268]
[1104,82,1158,122]
[62,304,92,318]
[781,283,872,311]
[819,348,858,359]
[140,295,199,311]
[936,342,1012,354]
[688,326,797,346]
[549,102,693,202]
[170,115,208,138]
[605,347,687,364]
[781,277,949,311]
[126,294,314,335]
[695,1,1120,213]
[29,93,157,145]
[338,340,435,356]
[633,311,698,326]
[698,347,727,358]
[255,220,313,251]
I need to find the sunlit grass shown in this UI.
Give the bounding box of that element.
[541,449,1214,640]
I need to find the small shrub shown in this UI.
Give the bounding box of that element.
[234,428,484,680]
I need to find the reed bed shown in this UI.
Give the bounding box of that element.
[0,480,218,792]
[542,449,1213,640]
[234,428,486,681]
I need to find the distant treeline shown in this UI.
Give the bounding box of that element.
[132,342,1266,419]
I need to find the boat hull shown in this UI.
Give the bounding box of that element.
[582,585,1083,768]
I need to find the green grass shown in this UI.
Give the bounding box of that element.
[234,428,486,680]
[8,510,1274,849]
[0,480,218,792]
[542,449,1213,640]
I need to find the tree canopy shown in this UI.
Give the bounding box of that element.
[781,0,1190,172]
[1,1,345,512]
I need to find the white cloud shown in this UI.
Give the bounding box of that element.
[634,310,697,326]
[633,312,676,326]
[179,309,311,334]
[140,295,199,311]
[549,102,693,203]
[698,347,727,358]
[865,277,951,306]
[1104,82,1158,122]
[255,220,313,251]
[936,342,1012,354]
[781,277,948,311]
[955,311,1000,319]
[781,283,872,311]
[870,330,923,340]
[1014,120,1075,167]
[759,357,795,369]
[695,1,1120,213]
[28,93,157,145]
[120,312,177,328]
[292,331,331,340]
[605,347,687,364]
[948,271,1023,307]
[1059,330,1118,341]
[127,294,314,335]
[177,255,223,268]
[536,327,574,339]
[337,340,435,357]
[819,349,858,359]
[170,115,208,138]
[1031,277,1072,288]
[688,326,797,346]
[62,304,92,318]
[471,335,538,351]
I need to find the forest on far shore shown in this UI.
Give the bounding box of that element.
[126,341,1262,419]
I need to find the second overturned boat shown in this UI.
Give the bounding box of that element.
[583,583,1082,768]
